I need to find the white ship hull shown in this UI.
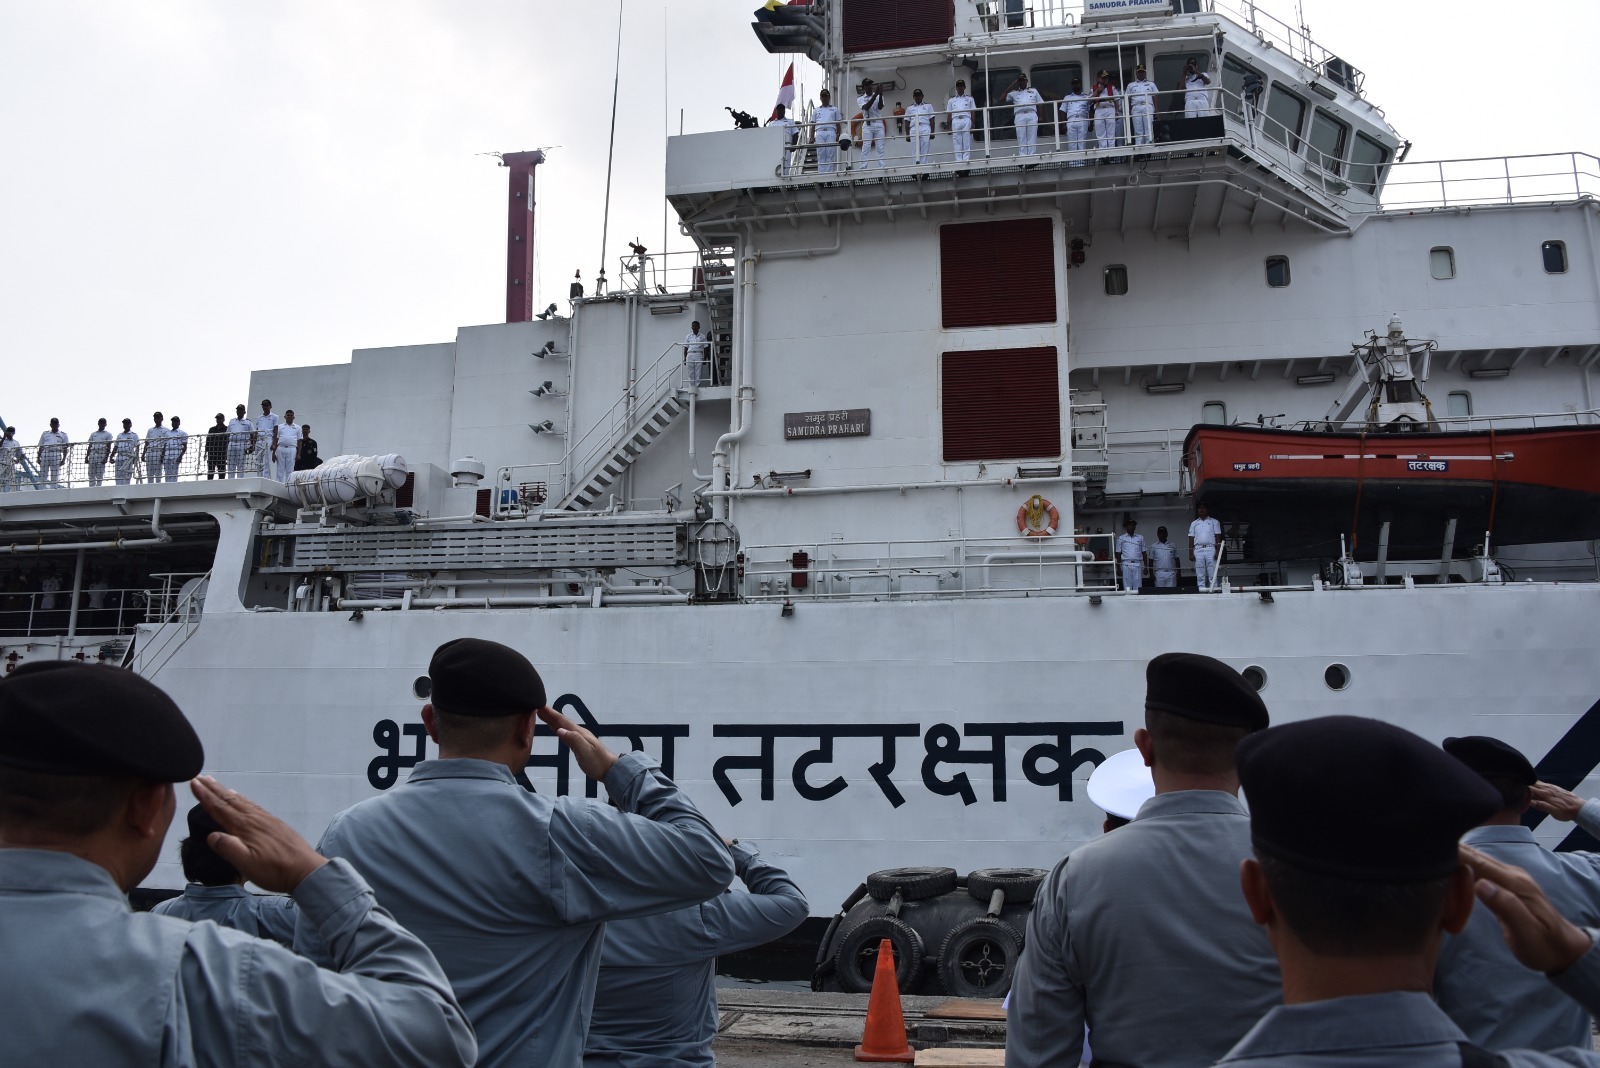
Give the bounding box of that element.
[140,582,1600,911]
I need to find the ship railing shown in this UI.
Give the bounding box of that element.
[1096,426,1190,495]
[133,571,210,679]
[0,584,150,638]
[739,535,1120,602]
[495,340,689,512]
[614,248,721,297]
[1378,153,1600,212]
[780,86,1385,204]
[0,434,288,491]
[957,1,1351,87]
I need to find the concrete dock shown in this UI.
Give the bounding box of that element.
[713,989,1006,1066]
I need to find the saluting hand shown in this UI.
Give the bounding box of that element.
[536,705,621,781]
[1461,843,1593,974]
[191,775,327,893]
[1530,781,1587,822]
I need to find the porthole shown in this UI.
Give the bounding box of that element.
[1242,665,1267,692]
[1324,663,1350,691]
[1542,240,1568,274]
[1265,256,1291,288]
[1429,246,1455,280]
[1104,264,1129,296]
[412,675,433,700]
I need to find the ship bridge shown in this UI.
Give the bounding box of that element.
[676,0,1401,237]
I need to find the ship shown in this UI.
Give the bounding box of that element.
[2,0,1599,927]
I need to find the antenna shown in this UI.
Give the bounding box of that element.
[597,0,624,296]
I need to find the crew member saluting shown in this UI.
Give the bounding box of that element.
[1006,73,1044,157]
[857,79,886,168]
[1181,58,1213,118]
[310,638,735,1068]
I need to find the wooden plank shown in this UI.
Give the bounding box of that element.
[924,999,1007,1021]
[914,1049,1006,1066]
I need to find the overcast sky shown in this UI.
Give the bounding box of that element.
[0,0,1590,441]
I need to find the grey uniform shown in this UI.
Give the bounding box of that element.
[151,883,299,947]
[586,840,809,1067]
[0,849,474,1068]
[1215,936,1600,1066]
[1008,790,1281,1068]
[313,753,735,1068]
[1436,800,1600,1049]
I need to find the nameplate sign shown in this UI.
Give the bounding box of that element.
[784,409,871,441]
[1083,0,1170,19]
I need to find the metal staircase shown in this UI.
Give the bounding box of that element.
[699,246,735,384]
[560,389,688,510]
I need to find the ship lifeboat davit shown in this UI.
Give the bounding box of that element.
[1183,423,1600,559]
[288,453,409,507]
[812,866,1046,998]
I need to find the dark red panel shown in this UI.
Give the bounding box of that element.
[940,218,1057,328]
[942,347,1061,462]
[842,0,953,53]
[503,151,543,324]
[475,488,492,517]
[395,471,416,508]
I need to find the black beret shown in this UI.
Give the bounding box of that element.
[1237,716,1500,882]
[428,638,546,718]
[186,801,225,841]
[1443,735,1536,786]
[0,662,203,781]
[1145,652,1268,731]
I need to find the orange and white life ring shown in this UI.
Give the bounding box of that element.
[1016,494,1060,538]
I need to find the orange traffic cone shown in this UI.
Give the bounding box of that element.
[855,937,915,1063]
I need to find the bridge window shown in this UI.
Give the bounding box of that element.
[1031,61,1084,138]
[941,347,1062,462]
[1265,256,1291,288]
[940,218,1057,327]
[1308,109,1349,175]
[1430,247,1456,280]
[1446,391,1472,418]
[1221,55,1265,122]
[1264,84,1305,152]
[1543,241,1568,274]
[1202,401,1227,425]
[1104,265,1128,295]
[1348,133,1389,195]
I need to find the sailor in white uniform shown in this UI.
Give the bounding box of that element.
[274,411,301,482]
[857,80,886,168]
[1188,501,1223,590]
[1150,526,1179,588]
[1059,78,1090,163]
[1181,60,1212,118]
[85,418,112,486]
[1126,66,1159,146]
[0,426,19,491]
[37,419,68,485]
[255,400,281,478]
[112,419,139,485]
[1091,71,1120,150]
[812,89,842,173]
[767,104,798,177]
[142,412,168,484]
[1114,518,1147,592]
[226,404,254,478]
[947,80,976,163]
[905,89,935,165]
[683,320,711,388]
[1006,74,1044,157]
[164,415,188,482]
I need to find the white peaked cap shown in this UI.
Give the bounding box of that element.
[1086,748,1155,821]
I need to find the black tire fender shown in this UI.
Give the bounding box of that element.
[865,865,959,902]
[833,915,927,994]
[938,916,1025,999]
[966,867,1049,906]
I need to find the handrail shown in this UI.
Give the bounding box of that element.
[497,339,687,510]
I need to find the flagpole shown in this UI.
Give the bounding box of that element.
[597,0,625,295]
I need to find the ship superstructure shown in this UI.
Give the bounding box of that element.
[1,0,1598,909]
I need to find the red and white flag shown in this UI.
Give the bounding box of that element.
[770,62,795,120]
